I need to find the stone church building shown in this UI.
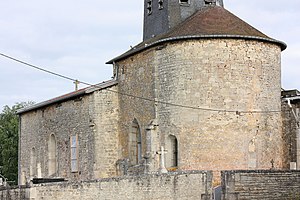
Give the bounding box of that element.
[14,0,300,199]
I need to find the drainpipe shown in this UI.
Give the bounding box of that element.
[287,99,300,170]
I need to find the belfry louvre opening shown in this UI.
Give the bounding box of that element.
[179,0,190,5]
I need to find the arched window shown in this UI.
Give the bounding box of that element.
[129,119,142,165]
[166,135,178,168]
[248,139,257,169]
[48,134,57,176]
[30,147,37,177]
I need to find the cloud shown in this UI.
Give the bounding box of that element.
[0,0,299,109]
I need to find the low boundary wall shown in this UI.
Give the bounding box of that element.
[2,170,300,200]
[0,186,28,200]
[221,170,300,200]
[1,171,212,200]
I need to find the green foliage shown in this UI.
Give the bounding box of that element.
[0,102,34,185]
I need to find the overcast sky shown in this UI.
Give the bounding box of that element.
[0,0,299,109]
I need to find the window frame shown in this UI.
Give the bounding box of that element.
[129,119,142,166]
[48,134,57,176]
[166,135,178,170]
[179,0,190,6]
[70,134,79,173]
[30,147,37,178]
[158,0,164,10]
[147,0,153,15]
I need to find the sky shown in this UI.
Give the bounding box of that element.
[0,0,299,110]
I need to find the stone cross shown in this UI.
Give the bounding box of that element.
[73,80,80,91]
[157,146,168,173]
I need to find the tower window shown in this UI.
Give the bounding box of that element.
[179,0,190,5]
[205,0,216,5]
[147,0,153,15]
[158,0,164,10]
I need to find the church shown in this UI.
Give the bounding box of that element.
[13,0,300,199]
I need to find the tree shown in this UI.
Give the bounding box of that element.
[0,102,33,185]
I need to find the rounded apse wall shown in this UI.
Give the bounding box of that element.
[155,38,283,171]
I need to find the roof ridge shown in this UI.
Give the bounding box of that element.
[17,79,118,114]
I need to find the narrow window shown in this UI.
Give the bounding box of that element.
[30,147,37,177]
[70,135,79,172]
[166,135,178,169]
[205,0,216,5]
[179,0,190,5]
[158,0,164,9]
[147,0,153,15]
[48,134,57,176]
[129,119,142,165]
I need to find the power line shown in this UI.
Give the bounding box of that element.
[0,53,75,83]
[0,52,281,114]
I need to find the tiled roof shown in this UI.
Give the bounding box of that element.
[165,6,269,39]
[17,79,118,114]
[107,6,286,64]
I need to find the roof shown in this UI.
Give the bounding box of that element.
[282,89,300,103]
[282,89,300,98]
[17,79,118,114]
[107,6,286,64]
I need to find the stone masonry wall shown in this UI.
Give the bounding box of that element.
[19,85,119,184]
[281,101,298,168]
[153,39,283,176]
[4,170,300,199]
[92,87,120,178]
[19,93,95,183]
[0,186,28,200]
[222,170,300,200]
[117,47,156,166]
[25,171,212,200]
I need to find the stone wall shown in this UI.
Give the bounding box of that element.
[116,38,284,180]
[4,171,300,199]
[92,88,119,178]
[221,170,300,200]
[19,92,95,183]
[0,186,29,200]
[281,101,297,168]
[3,171,213,200]
[117,47,157,168]
[19,85,119,184]
[154,39,283,175]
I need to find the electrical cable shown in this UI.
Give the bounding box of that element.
[0,52,281,114]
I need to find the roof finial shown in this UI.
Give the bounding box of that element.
[73,80,80,91]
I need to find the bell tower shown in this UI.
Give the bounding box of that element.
[143,0,224,41]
